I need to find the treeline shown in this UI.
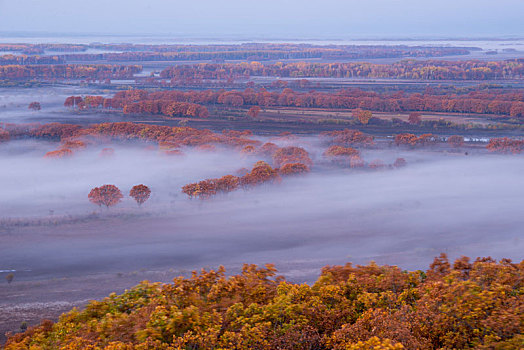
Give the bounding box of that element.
[0,43,473,64]
[0,64,142,80]
[0,43,87,55]
[82,88,524,117]
[6,255,523,349]
[160,60,524,81]
[0,55,65,65]
[65,94,209,118]
[0,122,260,150]
[48,46,471,62]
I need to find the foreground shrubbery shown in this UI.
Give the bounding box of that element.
[5,254,524,349]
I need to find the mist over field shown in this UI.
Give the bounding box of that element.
[1,139,522,283]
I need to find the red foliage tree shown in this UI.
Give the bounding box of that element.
[0,128,10,142]
[129,184,151,206]
[64,96,83,109]
[88,185,123,208]
[28,102,41,111]
[407,112,422,125]
[247,106,261,118]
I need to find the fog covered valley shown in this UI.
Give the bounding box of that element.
[1,137,522,282]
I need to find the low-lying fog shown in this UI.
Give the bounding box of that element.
[1,139,523,282]
[0,86,115,125]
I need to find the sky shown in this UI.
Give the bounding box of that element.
[0,0,522,39]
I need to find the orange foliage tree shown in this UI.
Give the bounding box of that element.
[272,146,312,168]
[324,145,359,158]
[395,133,437,147]
[247,105,261,118]
[447,135,464,147]
[353,108,373,125]
[279,162,310,176]
[486,137,524,154]
[44,148,73,158]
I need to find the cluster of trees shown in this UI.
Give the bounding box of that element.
[95,87,524,118]
[0,64,141,80]
[0,43,86,55]
[1,122,261,152]
[182,161,278,199]
[182,159,310,199]
[88,184,151,208]
[324,145,360,157]
[486,137,524,153]
[65,94,209,118]
[160,59,524,81]
[394,133,467,148]
[323,145,406,170]
[0,55,65,65]
[6,255,523,349]
[322,129,375,147]
[395,133,438,147]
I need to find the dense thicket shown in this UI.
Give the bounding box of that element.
[5,255,523,349]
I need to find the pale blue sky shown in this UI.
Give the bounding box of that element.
[0,0,522,38]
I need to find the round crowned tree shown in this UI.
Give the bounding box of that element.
[129,184,151,206]
[88,185,123,208]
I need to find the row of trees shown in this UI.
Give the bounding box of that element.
[160,59,524,81]
[6,255,523,349]
[182,160,309,199]
[65,95,209,118]
[84,87,524,118]
[394,133,468,148]
[1,42,472,57]
[2,122,521,158]
[88,184,151,208]
[1,44,472,64]
[0,64,142,80]
[1,122,260,152]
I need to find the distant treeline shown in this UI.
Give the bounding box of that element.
[160,60,524,81]
[0,43,473,63]
[0,64,142,79]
